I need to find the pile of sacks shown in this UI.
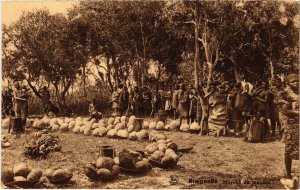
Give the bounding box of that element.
[84,156,120,181]
[116,150,151,172]
[45,167,73,184]
[142,120,200,133]
[24,134,61,159]
[145,133,179,168]
[1,163,43,184]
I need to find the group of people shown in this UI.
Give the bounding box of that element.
[2,74,298,180]
[2,84,59,120]
[109,77,297,138]
[109,74,299,180]
[109,83,197,120]
[2,83,30,119]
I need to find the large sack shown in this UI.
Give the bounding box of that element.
[27,169,43,181]
[245,120,265,143]
[2,118,10,129]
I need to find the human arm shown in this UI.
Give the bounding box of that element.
[256,91,267,103]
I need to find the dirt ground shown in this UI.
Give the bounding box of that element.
[1,118,299,189]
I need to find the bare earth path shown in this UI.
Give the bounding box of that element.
[2,128,298,189]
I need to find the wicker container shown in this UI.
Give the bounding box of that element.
[156,110,167,124]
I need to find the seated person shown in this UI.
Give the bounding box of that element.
[89,99,102,122]
[45,101,60,117]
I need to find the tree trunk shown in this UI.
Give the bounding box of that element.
[269,58,274,82]
[194,3,200,91]
[53,84,62,110]
[112,53,118,88]
[156,64,161,93]
[26,78,42,99]
[194,3,206,135]
[206,61,213,88]
[139,20,146,89]
[198,94,207,135]
[105,56,114,92]
[83,65,86,98]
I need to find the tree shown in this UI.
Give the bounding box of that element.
[3,10,83,110]
[68,1,186,92]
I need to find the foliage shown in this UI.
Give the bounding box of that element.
[2,1,299,113]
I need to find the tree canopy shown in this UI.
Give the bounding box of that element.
[2,1,299,109]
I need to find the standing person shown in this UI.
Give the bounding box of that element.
[151,90,162,118]
[13,83,30,118]
[271,77,286,137]
[119,86,129,116]
[164,88,172,117]
[142,87,152,117]
[227,82,243,135]
[38,86,51,114]
[254,81,268,117]
[111,84,123,117]
[189,87,197,123]
[132,86,143,117]
[171,84,179,119]
[12,83,30,133]
[177,84,191,125]
[255,81,276,135]
[2,88,13,117]
[241,84,253,123]
[198,82,218,135]
[208,84,228,137]
[280,74,299,179]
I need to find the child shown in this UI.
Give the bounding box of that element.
[89,99,102,122]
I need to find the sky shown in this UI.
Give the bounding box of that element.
[2,1,76,25]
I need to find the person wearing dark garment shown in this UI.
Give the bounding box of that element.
[119,86,129,116]
[13,83,30,118]
[38,86,51,114]
[45,101,60,117]
[227,82,243,135]
[255,81,277,136]
[270,77,286,137]
[240,84,253,124]
[142,87,152,117]
[208,84,228,137]
[199,81,219,135]
[177,84,192,125]
[164,88,172,117]
[151,90,163,118]
[111,84,123,117]
[171,84,179,119]
[280,74,299,179]
[2,88,13,117]
[188,87,197,123]
[88,98,102,121]
[132,86,144,117]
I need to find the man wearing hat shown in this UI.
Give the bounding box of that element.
[281,74,299,179]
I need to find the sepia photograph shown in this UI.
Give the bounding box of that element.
[1,0,299,189]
